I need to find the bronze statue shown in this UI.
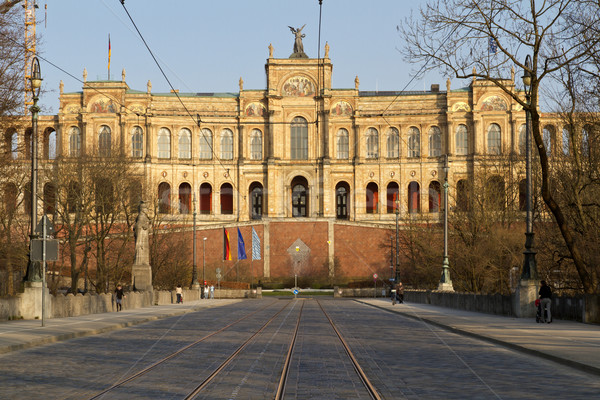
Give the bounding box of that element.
[289,25,307,58]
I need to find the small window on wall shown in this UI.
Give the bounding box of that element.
[99,125,111,157]
[200,128,213,160]
[199,182,212,214]
[250,129,262,160]
[220,129,233,160]
[366,128,379,159]
[132,126,143,158]
[70,126,82,157]
[220,183,233,214]
[487,123,501,155]
[250,183,263,219]
[428,126,441,157]
[366,182,379,214]
[158,182,171,214]
[408,181,420,213]
[518,124,526,156]
[386,182,399,213]
[456,124,468,155]
[291,117,308,160]
[407,127,420,158]
[386,127,399,158]
[179,183,191,214]
[157,128,171,159]
[336,128,349,159]
[292,183,308,217]
[178,128,191,160]
[429,181,441,212]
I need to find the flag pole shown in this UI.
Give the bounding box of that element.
[108,34,111,80]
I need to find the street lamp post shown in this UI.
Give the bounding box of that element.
[191,194,199,288]
[521,54,538,282]
[438,154,454,291]
[395,198,400,282]
[25,57,42,284]
[203,237,207,296]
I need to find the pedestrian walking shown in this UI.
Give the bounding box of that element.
[539,280,552,323]
[210,285,214,299]
[203,286,209,299]
[176,284,183,304]
[114,284,125,312]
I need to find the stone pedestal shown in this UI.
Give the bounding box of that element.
[513,279,539,318]
[132,263,152,292]
[21,282,49,320]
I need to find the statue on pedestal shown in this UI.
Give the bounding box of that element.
[132,201,152,291]
[289,25,308,58]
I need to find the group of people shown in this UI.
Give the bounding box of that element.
[175,284,214,303]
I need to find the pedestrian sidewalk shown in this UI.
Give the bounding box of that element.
[0,299,241,355]
[359,298,600,376]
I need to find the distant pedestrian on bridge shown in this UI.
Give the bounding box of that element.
[539,280,552,323]
[114,284,125,312]
[176,284,183,304]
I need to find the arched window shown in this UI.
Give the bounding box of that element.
[386,182,399,213]
[178,128,191,160]
[220,183,233,214]
[128,180,142,213]
[456,179,469,211]
[250,129,262,160]
[179,183,191,214]
[7,129,18,159]
[24,128,32,158]
[67,181,81,213]
[99,125,111,157]
[428,126,441,157]
[291,177,308,217]
[220,129,234,160]
[407,127,420,158]
[291,117,308,160]
[95,178,113,213]
[429,181,441,212]
[70,126,81,157]
[486,176,505,210]
[387,127,399,158]
[336,182,350,219]
[43,183,57,215]
[336,128,349,159]
[158,182,171,214]
[366,182,379,214]
[518,124,527,155]
[199,182,212,214]
[250,183,263,219]
[131,126,143,158]
[157,128,171,159]
[408,181,420,213]
[487,123,501,155]
[43,128,57,160]
[456,124,468,155]
[366,128,379,159]
[582,125,591,157]
[562,127,570,155]
[199,128,213,160]
[3,183,17,214]
[24,182,31,215]
[543,125,554,157]
[519,179,527,211]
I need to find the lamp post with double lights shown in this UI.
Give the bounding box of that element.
[395,198,400,282]
[25,57,42,284]
[191,194,199,289]
[438,154,454,291]
[521,54,538,282]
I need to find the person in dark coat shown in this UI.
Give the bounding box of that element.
[539,280,552,323]
[114,284,125,312]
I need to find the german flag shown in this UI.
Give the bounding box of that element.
[223,228,232,260]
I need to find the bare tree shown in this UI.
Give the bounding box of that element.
[400,0,600,293]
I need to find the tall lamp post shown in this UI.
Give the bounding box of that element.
[191,194,199,288]
[438,154,454,291]
[203,237,207,295]
[395,198,400,282]
[521,55,538,281]
[25,57,42,284]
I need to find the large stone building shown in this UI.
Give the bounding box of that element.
[6,44,565,282]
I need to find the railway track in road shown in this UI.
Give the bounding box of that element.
[87,300,282,400]
[88,298,382,399]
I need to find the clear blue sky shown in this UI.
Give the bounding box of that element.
[34,0,446,114]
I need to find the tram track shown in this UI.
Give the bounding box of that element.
[87,300,281,400]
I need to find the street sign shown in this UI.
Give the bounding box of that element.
[373,273,378,280]
[216,273,222,280]
[216,268,221,273]
[35,215,55,236]
[293,289,298,295]
[31,239,59,261]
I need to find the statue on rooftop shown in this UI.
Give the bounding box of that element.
[289,25,308,58]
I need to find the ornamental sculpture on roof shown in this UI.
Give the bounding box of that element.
[289,25,308,58]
